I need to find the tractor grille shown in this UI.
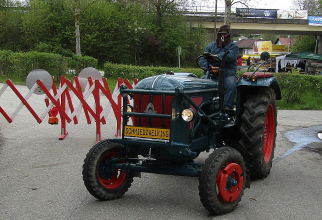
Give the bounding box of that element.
[132,94,173,129]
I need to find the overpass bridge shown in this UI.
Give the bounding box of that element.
[186,13,322,35]
[186,13,322,54]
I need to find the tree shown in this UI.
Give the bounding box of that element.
[0,0,25,51]
[124,0,206,67]
[292,36,316,53]
[74,0,81,55]
[0,0,206,67]
[224,0,250,25]
[292,0,320,53]
[293,0,321,15]
[22,0,74,55]
[137,0,179,30]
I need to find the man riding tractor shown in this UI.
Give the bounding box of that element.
[199,25,239,114]
[82,25,281,215]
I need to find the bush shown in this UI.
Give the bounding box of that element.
[68,55,98,73]
[6,51,68,80]
[0,50,98,81]
[274,73,322,109]
[104,62,203,79]
[0,50,13,75]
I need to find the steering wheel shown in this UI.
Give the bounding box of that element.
[196,52,222,71]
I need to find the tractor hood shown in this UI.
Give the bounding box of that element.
[135,73,217,91]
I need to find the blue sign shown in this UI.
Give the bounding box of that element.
[308,16,322,26]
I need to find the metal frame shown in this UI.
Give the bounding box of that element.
[102,86,220,177]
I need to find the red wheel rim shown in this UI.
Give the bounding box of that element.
[97,152,128,189]
[263,104,275,163]
[216,163,244,203]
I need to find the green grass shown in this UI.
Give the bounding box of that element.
[278,90,322,110]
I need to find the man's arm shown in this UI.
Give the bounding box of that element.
[217,43,239,64]
[198,43,214,70]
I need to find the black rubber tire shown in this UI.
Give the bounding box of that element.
[82,140,134,200]
[199,147,246,215]
[239,88,277,179]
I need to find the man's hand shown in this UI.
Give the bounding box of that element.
[210,66,220,74]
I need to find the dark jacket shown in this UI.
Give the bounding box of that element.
[201,41,239,76]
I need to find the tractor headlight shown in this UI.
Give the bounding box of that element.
[181,109,194,122]
[126,105,133,112]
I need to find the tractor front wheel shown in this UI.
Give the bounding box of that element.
[82,141,134,200]
[199,147,246,215]
[239,88,277,179]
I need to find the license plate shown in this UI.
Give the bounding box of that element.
[124,126,170,141]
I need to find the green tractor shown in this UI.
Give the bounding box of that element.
[82,52,281,214]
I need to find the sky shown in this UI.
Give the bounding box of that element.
[188,0,298,12]
[246,0,297,10]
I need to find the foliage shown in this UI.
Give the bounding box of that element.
[291,36,316,53]
[67,55,98,73]
[104,61,203,79]
[0,50,77,80]
[293,0,321,15]
[33,42,74,57]
[224,0,250,25]
[275,73,322,109]
[0,0,207,67]
[0,1,24,51]
[0,50,13,75]
[0,50,98,79]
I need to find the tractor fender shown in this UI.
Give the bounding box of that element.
[237,76,281,100]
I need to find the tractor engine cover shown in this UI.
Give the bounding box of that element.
[134,73,217,91]
[132,73,218,129]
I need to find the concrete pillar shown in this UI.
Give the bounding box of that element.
[317,35,322,55]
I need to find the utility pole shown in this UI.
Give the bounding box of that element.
[214,0,218,41]
[75,0,81,55]
[177,46,182,68]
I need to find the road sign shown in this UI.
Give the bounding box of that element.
[308,16,322,26]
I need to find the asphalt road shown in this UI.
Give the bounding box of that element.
[0,84,322,220]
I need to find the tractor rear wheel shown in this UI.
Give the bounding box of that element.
[239,88,277,179]
[82,141,134,200]
[199,147,246,215]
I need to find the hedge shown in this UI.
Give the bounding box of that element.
[67,55,98,73]
[0,50,98,80]
[104,62,203,79]
[274,73,322,109]
[0,50,12,75]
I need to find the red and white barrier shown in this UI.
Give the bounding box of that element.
[0,75,138,142]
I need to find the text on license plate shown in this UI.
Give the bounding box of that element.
[124,126,170,140]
